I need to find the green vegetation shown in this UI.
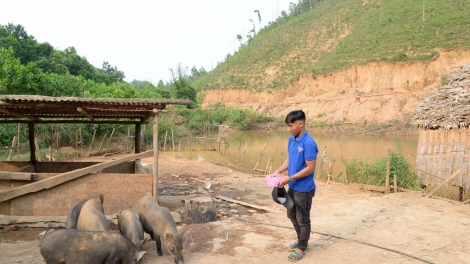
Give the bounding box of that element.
[346,146,421,190]
[193,0,470,91]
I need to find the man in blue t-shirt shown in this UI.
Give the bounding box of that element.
[275,110,318,262]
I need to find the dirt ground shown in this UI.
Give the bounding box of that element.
[1,154,469,264]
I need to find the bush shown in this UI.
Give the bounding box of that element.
[346,150,421,190]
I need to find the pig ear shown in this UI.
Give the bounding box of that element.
[135,251,146,261]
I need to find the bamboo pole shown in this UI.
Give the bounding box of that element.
[17,123,20,160]
[240,142,247,165]
[171,128,175,151]
[88,129,97,157]
[35,137,41,162]
[264,148,277,174]
[236,142,242,162]
[163,130,168,151]
[8,136,17,161]
[107,128,115,149]
[385,149,391,193]
[98,133,108,155]
[254,142,267,171]
[152,111,160,200]
[79,127,83,157]
[393,174,397,193]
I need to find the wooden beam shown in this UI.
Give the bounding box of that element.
[215,195,278,213]
[0,150,153,203]
[0,172,35,181]
[0,107,40,121]
[77,107,94,121]
[426,169,461,198]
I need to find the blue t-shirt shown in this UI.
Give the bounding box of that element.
[287,131,318,192]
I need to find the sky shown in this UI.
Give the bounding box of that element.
[0,0,293,84]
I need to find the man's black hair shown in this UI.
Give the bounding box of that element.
[285,110,306,124]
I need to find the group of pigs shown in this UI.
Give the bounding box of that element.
[39,195,184,264]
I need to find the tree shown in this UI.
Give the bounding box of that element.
[254,10,261,32]
[170,64,197,107]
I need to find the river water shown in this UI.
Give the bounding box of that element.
[161,129,419,178]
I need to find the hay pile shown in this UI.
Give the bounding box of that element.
[412,64,470,130]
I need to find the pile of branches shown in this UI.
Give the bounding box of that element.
[412,64,470,130]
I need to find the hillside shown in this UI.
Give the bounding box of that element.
[195,0,470,127]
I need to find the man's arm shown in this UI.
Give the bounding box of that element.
[279,160,316,188]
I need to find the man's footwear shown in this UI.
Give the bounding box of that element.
[287,251,305,262]
[287,242,309,252]
[287,242,299,252]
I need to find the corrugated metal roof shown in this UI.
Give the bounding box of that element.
[0,95,193,123]
[0,95,193,106]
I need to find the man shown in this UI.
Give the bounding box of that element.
[275,110,318,262]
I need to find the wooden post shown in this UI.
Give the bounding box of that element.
[8,136,17,161]
[135,123,141,154]
[152,110,160,200]
[75,129,78,149]
[17,123,20,160]
[254,142,267,171]
[98,133,108,155]
[163,130,168,151]
[240,142,247,165]
[88,129,96,157]
[171,128,175,151]
[28,122,36,164]
[178,141,181,152]
[385,149,391,192]
[49,146,52,161]
[393,174,397,193]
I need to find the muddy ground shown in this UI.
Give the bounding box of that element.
[1,155,469,264]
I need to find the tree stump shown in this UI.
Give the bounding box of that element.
[184,197,217,224]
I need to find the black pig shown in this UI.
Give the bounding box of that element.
[40,229,146,264]
[137,196,184,264]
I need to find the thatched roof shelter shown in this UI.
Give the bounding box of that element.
[412,64,470,130]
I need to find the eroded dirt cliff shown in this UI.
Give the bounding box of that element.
[202,49,470,126]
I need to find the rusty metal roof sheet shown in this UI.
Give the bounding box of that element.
[0,95,193,123]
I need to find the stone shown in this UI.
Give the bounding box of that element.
[229,203,238,209]
[235,197,241,200]
[247,209,257,214]
[229,209,239,215]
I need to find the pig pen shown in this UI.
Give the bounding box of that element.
[0,159,151,216]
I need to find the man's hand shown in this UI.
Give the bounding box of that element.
[279,175,291,188]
